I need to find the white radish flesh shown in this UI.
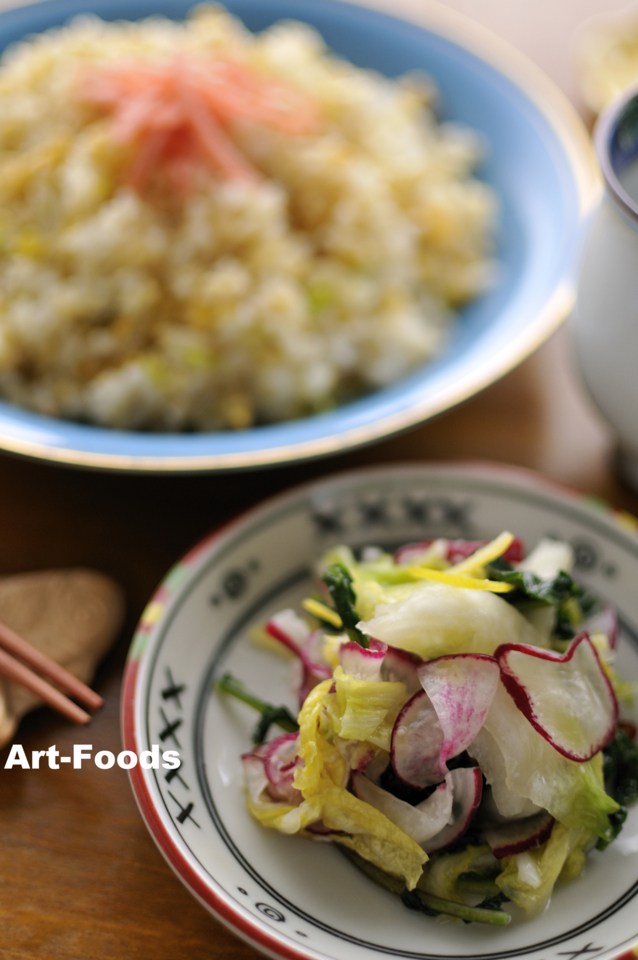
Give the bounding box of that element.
[381,646,423,696]
[496,634,618,762]
[340,638,388,680]
[417,654,500,770]
[263,733,303,804]
[352,770,453,846]
[425,767,483,853]
[391,690,444,788]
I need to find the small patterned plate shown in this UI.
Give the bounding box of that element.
[123,462,638,960]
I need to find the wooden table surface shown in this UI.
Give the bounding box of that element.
[0,1,636,958]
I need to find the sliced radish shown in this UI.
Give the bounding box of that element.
[476,783,541,824]
[352,770,453,846]
[300,630,333,678]
[265,614,331,704]
[391,689,444,788]
[581,603,618,649]
[394,538,525,566]
[265,609,310,654]
[483,810,554,859]
[417,654,500,771]
[305,820,341,838]
[425,767,483,853]
[241,744,270,803]
[447,538,525,565]
[262,733,303,804]
[292,629,333,706]
[340,638,388,680]
[381,647,423,696]
[296,668,323,708]
[362,749,391,784]
[496,633,618,762]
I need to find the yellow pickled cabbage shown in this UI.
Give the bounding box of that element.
[289,678,427,888]
[495,822,591,915]
[326,667,408,750]
[247,794,324,834]
[420,845,494,904]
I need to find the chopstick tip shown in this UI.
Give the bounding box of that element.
[85,691,104,710]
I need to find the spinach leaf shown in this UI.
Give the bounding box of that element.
[400,888,440,918]
[595,727,638,850]
[477,892,510,912]
[596,808,628,851]
[486,558,580,606]
[216,672,299,745]
[322,562,368,647]
[603,727,638,806]
[486,558,601,639]
[339,847,510,926]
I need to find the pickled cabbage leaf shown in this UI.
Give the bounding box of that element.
[495,822,577,915]
[469,684,618,837]
[293,678,426,888]
[326,666,408,750]
[359,582,540,659]
[420,845,495,904]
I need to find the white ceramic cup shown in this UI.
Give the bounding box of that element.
[575,83,638,488]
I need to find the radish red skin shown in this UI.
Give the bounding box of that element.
[266,620,331,706]
[424,766,483,853]
[483,810,555,859]
[265,619,301,656]
[495,633,618,762]
[581,603,618,649]
[394,538,525,565]
[263,732,303,804]
[340,638,388,680]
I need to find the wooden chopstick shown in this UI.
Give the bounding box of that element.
[0,646,91,725]
[0,619,103,710]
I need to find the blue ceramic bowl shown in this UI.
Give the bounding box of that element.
[0,0,599,471]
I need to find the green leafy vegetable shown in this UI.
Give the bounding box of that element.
[400,887,440,918]
[476,891,510,912]
[596,808,628,851]
[339,847,510,926]
[456,874,500,898]
[603,727,638,805]
[486,558,580,607]
[486,558,601,639]
[322,562,369,647]
[216,672,299,744]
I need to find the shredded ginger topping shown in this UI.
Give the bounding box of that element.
[78,56,319,193]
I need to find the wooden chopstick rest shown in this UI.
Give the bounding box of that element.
[0,569,125,748]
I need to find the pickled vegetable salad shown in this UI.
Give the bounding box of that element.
[220,533,638,925]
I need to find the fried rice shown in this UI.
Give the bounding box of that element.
[0,5,496,430]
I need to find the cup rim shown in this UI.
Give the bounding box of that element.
[595,79,638,224]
